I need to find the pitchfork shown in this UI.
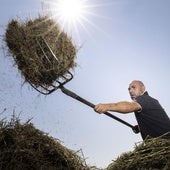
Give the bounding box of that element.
[30,37,139,134]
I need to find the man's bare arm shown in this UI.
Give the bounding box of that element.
[94,101,141,114]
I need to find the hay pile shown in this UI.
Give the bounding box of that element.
[107,134,170,170]
[4,15,77,87]
[0,116,93,170]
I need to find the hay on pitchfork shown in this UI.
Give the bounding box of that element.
[107,134,170,170]
[0,116,93,170]
[4,15,77,87]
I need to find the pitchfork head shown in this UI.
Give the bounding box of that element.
[27,36,74,95]
[27,71,73,95]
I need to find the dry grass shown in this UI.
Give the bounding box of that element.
[0,116,96,170]
[107,134,170,170]
[4,15,77,87]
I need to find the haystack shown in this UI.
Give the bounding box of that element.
[4,15,77,87]
[107,134,170,170]
[0,116,92,170]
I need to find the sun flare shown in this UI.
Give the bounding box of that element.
[44,0,109,41]
[56,0,85,22]
[46,0,89,29]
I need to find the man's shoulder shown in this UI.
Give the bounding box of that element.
[136,91,149,100]
[136,91,155,105]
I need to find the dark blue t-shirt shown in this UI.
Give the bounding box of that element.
[135,92,170,140]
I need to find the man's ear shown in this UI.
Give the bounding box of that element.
[142,85,146,93]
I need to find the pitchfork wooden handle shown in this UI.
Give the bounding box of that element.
[60,86,137,132]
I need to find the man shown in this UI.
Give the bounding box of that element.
[94,80,170,140]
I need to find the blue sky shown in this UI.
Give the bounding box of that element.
[1,0,170,168]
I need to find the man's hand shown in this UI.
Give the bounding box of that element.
[132,125,140,134]
[94,103,109,114]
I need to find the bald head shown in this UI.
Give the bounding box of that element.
[130,80,145,87]
[128,80,146,100]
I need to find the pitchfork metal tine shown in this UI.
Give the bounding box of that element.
[36,37,51,63]
[37,37,59,62]
[37,37,73,86]
[27,36,74,95]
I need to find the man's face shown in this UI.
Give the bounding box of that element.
[128,81,145,100]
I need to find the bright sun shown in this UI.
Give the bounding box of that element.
[46,0,89,30]
[56,0,85,22]
[44,0,108,41]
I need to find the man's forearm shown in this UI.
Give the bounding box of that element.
[108,101,141,113]
[94,101,141,114]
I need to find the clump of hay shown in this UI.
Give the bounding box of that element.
[0,116,92,170]
[107,134,170,170]
[4,15,77,87]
